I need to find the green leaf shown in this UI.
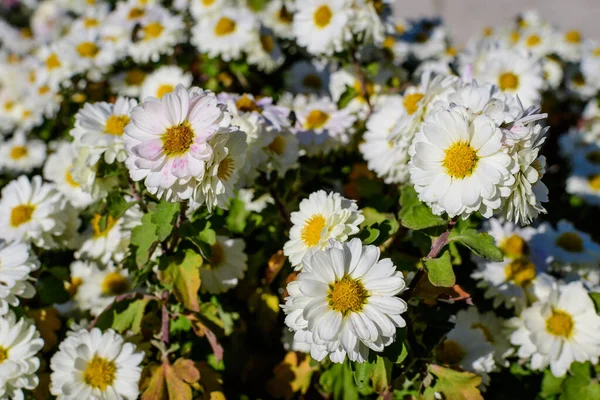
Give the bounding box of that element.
[320,362,359,400]
[589,292,600,313]
[338,85,358,109]
[358,226,380,245]
[423,251,455,287]
[541,369,565,398]
[381,328,408,364]
[226,198,249,233]
[422,364,483,400]
[353,362,374,391]
[111,297,151,334]
[371,356,392,393]
[107,191,134,220]
[38,275,70,305]
[151,201,180,242]
[561,362,600,400]
[399,186,446,230]
[131,213,158,266]
[448,229,503,262]
[160,249,202,312]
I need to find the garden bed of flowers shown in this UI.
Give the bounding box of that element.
[0,0,600,399]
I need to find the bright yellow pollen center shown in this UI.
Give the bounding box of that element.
[301,214,326,247]
[328,276,369,315]
[260,35,275,53]
[526,34,541,47]
[83,355,117,390]
[442,142,479,179]
[66,276,83,297]
[314,5,332,28]
[202,0,215,5]
[214,17,236,36]
[84,18,99,28]
[483,26,493,37]
[156,84,174,98]
[143,22,164,39]
[594,48,600,57]
[436,340,466,365]
[10,204,35,227]
[383,36,395,49]
[546,309,574,338]
[22,109,32,119]
[0,346,8,363]
[128,7,145,19]
[504,258,536,287]
[304,110,329,130]
[76,42,99,58]
[125,70,146,85]
[588,175,600,191]
[302,74,322,90]
[162,122,194,157]
[499,72,519,90]
[65,168,80,187]
[472,323,495,343]
[565,30,582,44]
[556,232,584,253]
[38,85,50,95]
[268,135,286,155]
[217,156,235,181]
[105,115,130,136]
[91,214,117,238]
[101,271,130,295]
[403,93,425,115]
[236,95,260,113]
[46,53,61,69]
[4,101,14,111]
[10,146,28,160]
[500,234,528,259]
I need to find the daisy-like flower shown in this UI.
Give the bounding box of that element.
[264,0,295,39]
[246,27,285,73]
[35,43,74,89]
[409,105,515,219]
[508,280,600,377]
[128,6,185,63]
[0,175,71,249]
[555,29,584,62]
[532,220,600,268]
[109,69,148,98]
[264,128,300,177]
[125,85,240,201]
[0,312,43,399]
[50,328,143,399]
[199,235,247,294]
[63,28,117,77]
[191,7,259,61]
[0,132,46,173]
[69,261,132,317]
[283,238,407,363]
[43,141,95,209]
[284,60,331,95]
[189,0,227,20]
[283,190,364,268]
[139,65,192,101]
[70,97,138,165]
[566,170,600,206]
[0,241,39,315]
[292,0,352,56]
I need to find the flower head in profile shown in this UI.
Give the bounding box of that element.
[283,238,407,363]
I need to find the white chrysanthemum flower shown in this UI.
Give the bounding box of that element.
[508,280,600,377]
[283,238,407,363]
[283,190,364,268]
[109,69,148,98]
[191,8,259,61]
[43,141,95,209]
[246,27,285,73]
[139,65,192,101]
[70,261,132,317]
[76,206,142,265]
[409,106,515,219]
[555,29,584,62]
[0,132,46,173]
[543,57,564,89]
[531,220,600,268]
[566,170,600,206]
[0,312,43,399]
[0,176,73,249]
[63,29,117,77]
[284,60,331,95]
[124,85,235,202]
[35,43,74,88]
[128,6,185,63]
[189,0,227,19]
[264,0,295,39]
[264,128,300,177]
[71,147,119,201]
[0,242,39,315]
[328,67,386,118]
[199,235,247,294]
[292,0,352,56]
[513,28,554,58]
[50,328,143,399]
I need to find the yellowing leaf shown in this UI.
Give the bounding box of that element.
[422,364,483,400]
[160,249,202,312]
[267,352,317,400]
[265,250,285,284]
[141,358,201,400]
[27,307,61,351]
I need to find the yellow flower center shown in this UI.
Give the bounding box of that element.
[65,168,80,187]
[83,355,117,391]
[143,22,164,40]
[436,340,466,365]
[526,34,541,47]
[555,232,584,253]
[302,74,322,90]
[277,5,293,24]
[328,276,369,315]
[10,146,28,160]
[585,150,600,165]
[383,36,395,49]
[202,0,215,5]
[594,47,600,57]
[500,234,529,259]
[38,85,50,95]
[4,101,14,111]
[300,214,326,247]
[84,18,99,28]
[472,323,495,343]
[156,84,174,98]
[125,69,146,85]
[565,30,581,44]
[22,109,32,119]
[101,271,130,295]
[76,42,99,58]
[588,174,600,191]
[66,276,83,297]
[162,122,195,157]
[91,214,117,238]
[403,93,424,115]
[395,23,405,34]
[236,95,260,113]
[46,53,61,70]
[10,204,35,227]
[304,110,329,130]
[0,346,8,363]
[313,5,332,28]
[20,27,32,38]
[268,135,286,155]
[442,142,479,179]
[105,115,130,136]
[128,7,145,19]
[482,26,493,37]
[217,156,235,181]
[214,17,236,36]
[545,309,574,338]
[260,34,275,53]
[499,72,519,90]
[352,80,375,103]
[504,258,536,287]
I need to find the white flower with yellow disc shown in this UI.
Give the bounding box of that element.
[0,131,46,173]
[128,6,185,63]
[199,235,247,294]
[139,65,192,101]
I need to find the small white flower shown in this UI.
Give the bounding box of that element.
[264,0,295,40]
[283,238,407,363]
[0,132,46,173]
[0,242,39,315]
[50,328,143,399]
[128,6,185,63]
[284,60,331,96]
[109,69,148,98]
[283,190,364,268]
[199,236,247,294]
[531,220,600,268]
[246,27,285,73]
[139,65,192,101]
